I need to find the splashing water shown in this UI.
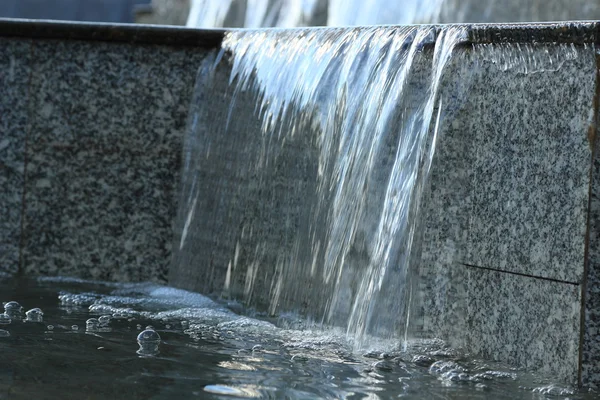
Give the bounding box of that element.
[174,26,467,348]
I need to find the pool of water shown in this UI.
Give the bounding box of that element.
[0,276,595,399]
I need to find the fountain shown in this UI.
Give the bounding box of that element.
[1,1,600,390]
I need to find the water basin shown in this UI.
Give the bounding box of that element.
[0,276,594,399]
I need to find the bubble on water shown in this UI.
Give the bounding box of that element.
[291,354,309,362]
[71,325,79,331]
[218,317,276,331]
[58,292,99,306]
[0,313,11,325]
[86,318,99,331]
[47,325,54,331]
[4,301,22,315]
[181,320,189,328]
[532,384,575,396]
[138,329,161,342]
[412,355,435,367]
[25,308,43,322]
[0,329,9,337]
[429,361,464,375]
[363,351,391,359]
[137,329,161,356]
[471,370,517,382]
[136,324,142,330]
[98,315,111,327]
[373,360,394,372]
[440,370,470,384]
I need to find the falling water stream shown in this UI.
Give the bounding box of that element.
[174,26,468,348]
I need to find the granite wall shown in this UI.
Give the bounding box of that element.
[416,42,595,385]
[0,22,213,282]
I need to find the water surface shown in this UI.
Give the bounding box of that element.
[0,277,594,399]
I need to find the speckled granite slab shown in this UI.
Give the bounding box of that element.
[416,42,595,385]
[466,266,582,384]
[582,129,600,388]
[20,40,207,282]
[0,38,31,276]
[465,44,594,284]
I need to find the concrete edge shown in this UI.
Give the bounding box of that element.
[0,18,225,47]
[0,18,599,47]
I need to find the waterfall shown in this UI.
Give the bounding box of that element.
[172,25,467,347]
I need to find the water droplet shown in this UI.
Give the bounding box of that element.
[98,315,111,327]
[0,313,11,325]
[71,325,79,331]
[136,329,161,356]
[86,318,99,331]
[47,325,54,330]
[0,329,9,337]
[25,308,43,322]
